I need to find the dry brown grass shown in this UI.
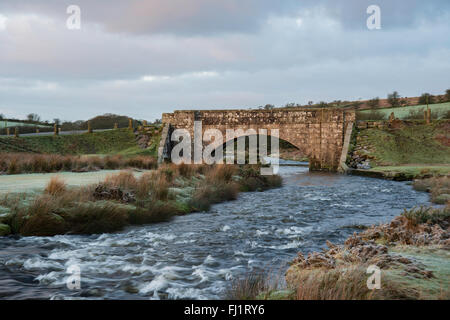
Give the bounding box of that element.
[104,171,138,190]
[44,176,67,196]
[0,153,157,174]
[1,164,283,236]
[205,164,237,183]
[413,176,450,204]
[291,265,419,300]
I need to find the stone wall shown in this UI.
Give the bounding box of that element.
[161,108,355,172]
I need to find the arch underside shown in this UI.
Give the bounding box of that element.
[201,125,343,171]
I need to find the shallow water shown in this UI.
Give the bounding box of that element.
[0,166,430,300]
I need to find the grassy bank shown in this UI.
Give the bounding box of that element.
[413,176,450,205]
[0,164,282,237]
[348,120,450,180]
[0,129,153,156]
[228,205,449,300]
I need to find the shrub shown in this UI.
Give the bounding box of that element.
[387,91,401,107]
[418,93,435,105]
[356,110,387,121]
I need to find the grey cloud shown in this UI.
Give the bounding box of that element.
[1,0,449,36]
[0,1,449,121]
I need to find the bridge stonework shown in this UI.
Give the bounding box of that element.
[160,108,355,172]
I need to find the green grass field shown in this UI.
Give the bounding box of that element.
[0,129,160,157]
[355,121,450,166]
[358,102,450,120]
[0,121,52,128]
[350,120,450,179]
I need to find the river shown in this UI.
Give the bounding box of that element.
[0,165,430,300]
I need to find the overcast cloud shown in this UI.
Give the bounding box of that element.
[0,0,449,121]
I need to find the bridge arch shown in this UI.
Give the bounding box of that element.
[159,108,355,172]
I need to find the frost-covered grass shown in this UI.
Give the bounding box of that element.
[0,164,283,237]
[358,102,450,120]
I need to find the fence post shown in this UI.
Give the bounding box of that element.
[88,121,93,133]
[14,127,19,138]
[128,118,133,130]
[54,124,59,136]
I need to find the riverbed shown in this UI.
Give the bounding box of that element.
[0,166,430,300]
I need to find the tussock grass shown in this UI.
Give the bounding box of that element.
[44,176,67,196]
[226,272,272,300]
[0,153,157,175]
[0,164,282,236]
[402,206,450,227]
[413,176,450,204]
[291,265,420,300]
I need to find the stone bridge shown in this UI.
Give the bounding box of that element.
[158,108,355,172]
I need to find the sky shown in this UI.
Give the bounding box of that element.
[0,0,449,122]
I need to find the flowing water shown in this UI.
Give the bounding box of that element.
[0,166,430,300]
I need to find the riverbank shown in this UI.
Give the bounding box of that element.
[231,175,449,300]
[228,204,450,300]
[283,204,450,300]
[347,120,450,180]
[350,165,450,181]
[0,165,431,299]
[0,164,282,237]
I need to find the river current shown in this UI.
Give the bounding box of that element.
[0,165,429,299]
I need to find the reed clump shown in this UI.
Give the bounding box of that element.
[0,153,157,175]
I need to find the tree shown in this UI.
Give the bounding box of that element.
[387,91,401,107]
[26,113,41,122]
[367,97,380,109]
[53,118,61,126]
[264,104,275,110]
[418,93,435,105]
[446,89,450,102]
